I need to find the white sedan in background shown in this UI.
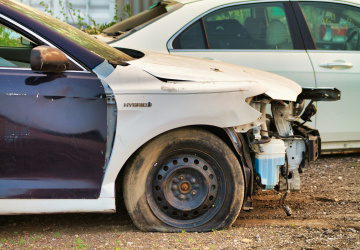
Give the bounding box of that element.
[99,0,360,153]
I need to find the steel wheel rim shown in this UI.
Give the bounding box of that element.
[146,151,225,228]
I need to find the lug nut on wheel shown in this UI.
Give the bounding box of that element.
[172,185,177,191]
[191,191,196,195]
[179,194,186,200]
[179,175,185,180]
[190,178,196,184]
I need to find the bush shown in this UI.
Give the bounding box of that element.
[40,1,131,34]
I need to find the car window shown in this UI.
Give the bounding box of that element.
[173,2,294,50]
[0,24,34,67]
[173,19,207,49]
[3,0,133,65]
[0,22,82,70]
[299,2,360,51]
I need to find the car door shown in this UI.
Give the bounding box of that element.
[293,1,360,151]
[168,1,316,88]
[0,21,107,199]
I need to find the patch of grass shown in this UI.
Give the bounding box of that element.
[19,238,25,246]
[74,237,87,249]
[53,232,60,237]
[174,235,181,243]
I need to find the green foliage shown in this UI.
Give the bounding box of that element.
[39,1,132,35]
[19,238,25,246]
[0,25,29,47]
[40,1,54,16]
[74,237,87,249]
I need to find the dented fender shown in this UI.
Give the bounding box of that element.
[100,64,270,197]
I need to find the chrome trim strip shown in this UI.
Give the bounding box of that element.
[294,0,360,9]
[0,14,88,72]
[0,66,91,73]
[307,50,360,53]
[169,49,306,53]
[0,67,32,71]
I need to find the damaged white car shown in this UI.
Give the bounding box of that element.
[0,0,339,232]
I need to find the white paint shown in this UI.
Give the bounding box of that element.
[99,50,303,198]
[101,65,286,197]
[126,51,302,101]
[0,198,115,214]
[5,93,27,96]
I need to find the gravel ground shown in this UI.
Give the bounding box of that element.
[0,154,359,249]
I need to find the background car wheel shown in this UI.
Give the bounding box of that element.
[123,128,244,232]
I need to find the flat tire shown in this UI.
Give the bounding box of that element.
[123,128,244,232]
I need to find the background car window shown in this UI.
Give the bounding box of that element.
[173,19,207,49]
[300,2,360,50]
[173,2,294,50]
[0,25,34,67]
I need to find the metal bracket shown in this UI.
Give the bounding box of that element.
[297,87,341,102]
[308,136,320,161]
[106,94,116,105]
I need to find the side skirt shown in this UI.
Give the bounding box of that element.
[0,198,115,214]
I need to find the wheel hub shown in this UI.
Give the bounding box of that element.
[179,181,191,193]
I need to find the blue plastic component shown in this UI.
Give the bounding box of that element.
[254,155,285,190]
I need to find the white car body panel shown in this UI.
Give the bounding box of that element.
[109,0,360,152]
[126,51,302,100]
[0,199,115,215]
[308,50,360,147]
[169,50,316,87]
[100,52,301,198]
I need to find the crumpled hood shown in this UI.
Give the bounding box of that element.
[126,51,302,101]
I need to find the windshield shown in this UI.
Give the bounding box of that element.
[105,1,182,41]
[1,0,132,65]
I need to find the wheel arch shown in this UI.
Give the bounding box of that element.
[114,125,247,212]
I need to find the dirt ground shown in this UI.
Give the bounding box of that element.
[0,154,359,249]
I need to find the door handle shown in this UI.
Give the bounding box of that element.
[319,62,353,69]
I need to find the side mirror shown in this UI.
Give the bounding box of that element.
[31,45,70,73]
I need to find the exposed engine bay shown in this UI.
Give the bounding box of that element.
[230,88,340,215]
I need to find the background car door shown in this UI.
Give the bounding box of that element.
[0,24,107,199]
[168,1,316,88]
[295,1,360,151]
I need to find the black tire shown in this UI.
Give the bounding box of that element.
[123,128,244,232]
